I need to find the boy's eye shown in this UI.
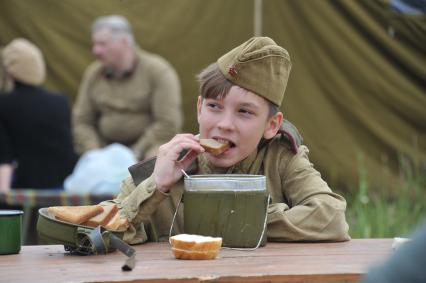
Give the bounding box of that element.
[239,108,254,116]
[207,102,221,109]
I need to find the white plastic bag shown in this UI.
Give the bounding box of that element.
[64,143,137,194]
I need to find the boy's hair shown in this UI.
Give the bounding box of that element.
[92,15,135,46]
[197,62,279,118]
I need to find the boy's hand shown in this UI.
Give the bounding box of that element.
[153,134,205,193]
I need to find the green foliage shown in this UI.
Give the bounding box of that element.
[346,155,426,238]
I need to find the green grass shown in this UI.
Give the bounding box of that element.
[345,156,426,238]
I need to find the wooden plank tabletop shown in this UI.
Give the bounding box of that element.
[0,239,393,283]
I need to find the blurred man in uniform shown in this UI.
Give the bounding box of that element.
[73,15,182,160]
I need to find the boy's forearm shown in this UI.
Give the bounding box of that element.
[105,175,167,221]
[266,196,350,242]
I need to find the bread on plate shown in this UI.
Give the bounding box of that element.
[170,234,222,260]
[104,210,129,231]
[47,205,104,225]
[83,204,119,227]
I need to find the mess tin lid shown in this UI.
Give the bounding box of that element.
[184,174,266,192]
[0,210,24,217]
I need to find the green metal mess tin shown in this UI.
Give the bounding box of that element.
[183,174,268,248]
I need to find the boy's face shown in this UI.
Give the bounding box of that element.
[197,85,282,168]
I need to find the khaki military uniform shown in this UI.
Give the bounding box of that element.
[72,48,182,160]
[103,133,350,244]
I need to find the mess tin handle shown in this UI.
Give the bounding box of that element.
[77,226,136,271]
[168,192,184,243]
[168,193,270,251]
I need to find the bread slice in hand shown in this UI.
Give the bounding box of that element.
[104,211,129,231]
[47,205,104,225]
[200,139,229,155]
[170,234,222,260]
[83,204,119,227]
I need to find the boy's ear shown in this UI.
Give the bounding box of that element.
[263,112,283,139]
[196,96,203,123]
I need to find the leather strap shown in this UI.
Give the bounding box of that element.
[88,226,108,254]
[109,233,136,271]
[85,226,136,271]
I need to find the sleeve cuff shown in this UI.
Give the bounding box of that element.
[120,175,169,221]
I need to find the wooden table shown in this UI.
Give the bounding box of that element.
[0,190,114,244]
[0,239,393,283]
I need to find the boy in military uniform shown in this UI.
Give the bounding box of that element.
[103,37,350,244]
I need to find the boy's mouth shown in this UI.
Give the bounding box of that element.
[213,138,236,149]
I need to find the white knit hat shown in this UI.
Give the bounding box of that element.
[2,38,46,86]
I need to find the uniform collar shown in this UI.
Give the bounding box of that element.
[103,55,140,80]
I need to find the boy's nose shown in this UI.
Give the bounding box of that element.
[216,113,235,131]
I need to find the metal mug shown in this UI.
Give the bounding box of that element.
[0,210,23,254]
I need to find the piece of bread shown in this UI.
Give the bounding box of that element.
[47,205,104,225]
[200,139,230,155]
[170,234,222,260]
[104,211,129,231]
[83,204,119,227]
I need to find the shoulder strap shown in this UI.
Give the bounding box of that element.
[128,157,157,186]
[278,119,303,154]
[128,154,198,186]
